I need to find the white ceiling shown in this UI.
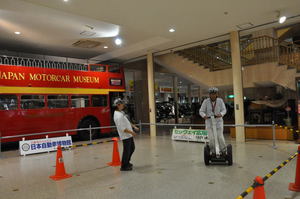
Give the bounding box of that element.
[0,0,300,61]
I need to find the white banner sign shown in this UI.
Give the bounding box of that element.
[19,136,73,156]
[172,129,208,142]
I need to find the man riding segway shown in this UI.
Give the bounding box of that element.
[199,87,232,165]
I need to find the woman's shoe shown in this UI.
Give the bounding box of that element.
[120,167,133,171]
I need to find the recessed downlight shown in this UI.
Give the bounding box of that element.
[169,28,175,33]
[277,11,287,24]
[14,32,21,35]
[115,38,122,45]
[63,0,69,2]
[279,16,287,24]
[104,46,108,49]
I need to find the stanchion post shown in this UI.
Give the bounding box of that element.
[46,135,50,153]
[272,121,277,149]
[139,120,142,134]
[173,126,177,136]
[89,125,92,142]
[22,137,26,157]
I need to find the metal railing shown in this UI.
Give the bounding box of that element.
[0,121,281,157]
[0,120,144,157]
[0,126,116,140]
[0,125,118,157]
[0,55,88,71]
[175,45,232,71]
[279,41,300,70]
[241,35,279,66]
[140,121,277,149]
[176,35,300,71]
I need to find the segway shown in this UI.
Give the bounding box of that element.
[204,116,233,166]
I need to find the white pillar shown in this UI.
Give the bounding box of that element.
[230,31,245,142]
[147,52,156,137]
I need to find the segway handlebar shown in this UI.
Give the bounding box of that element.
[207,116,221,119]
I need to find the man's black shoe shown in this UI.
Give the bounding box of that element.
[120,167,133,171]
[129,163,133,167]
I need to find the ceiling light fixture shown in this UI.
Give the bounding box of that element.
[236,22,254,30]
[279,16,287,24]
[169,28,175,33]
[277,11,286,24]
[64,0,69,2]
[104,46,108,49]
[115,38,122,45]
[14,32,21,35]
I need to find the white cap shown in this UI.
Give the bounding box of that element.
[113,98,125,106]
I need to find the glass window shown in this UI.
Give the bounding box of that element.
[48,95,68,108]
[92,95,107,107]
[0,95,17,110]
[21,95,45,109]
[108,65,121,73]
[90,65,106,72]
[71,96,89,108]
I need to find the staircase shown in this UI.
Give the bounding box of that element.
[176,45,232,71]
[156,35,300,90]
[175,35,300,72]
[279,41,300,69]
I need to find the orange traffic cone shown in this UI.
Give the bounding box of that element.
[50,145,72,181]
[253,176,266,199]
[107,137,121,166]
[289,146,300,191]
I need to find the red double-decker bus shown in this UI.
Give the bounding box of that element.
[0,56,125,142]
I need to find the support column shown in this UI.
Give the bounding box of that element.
[198,86,202,102]
[147,52,156,137]
[173,76,179,123]
[230,31,245,142]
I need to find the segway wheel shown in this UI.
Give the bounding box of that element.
[226,144,233,166]
[204,145,210,166]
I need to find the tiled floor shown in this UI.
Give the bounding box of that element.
[0,134,300,199]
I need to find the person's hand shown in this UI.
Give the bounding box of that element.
[133,126,140,131]
[204,116,209,120]
[131,131,137,136]
[215,114,222,118]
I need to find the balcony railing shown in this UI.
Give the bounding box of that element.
[176,35,300,72]
[0,55,88,71]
